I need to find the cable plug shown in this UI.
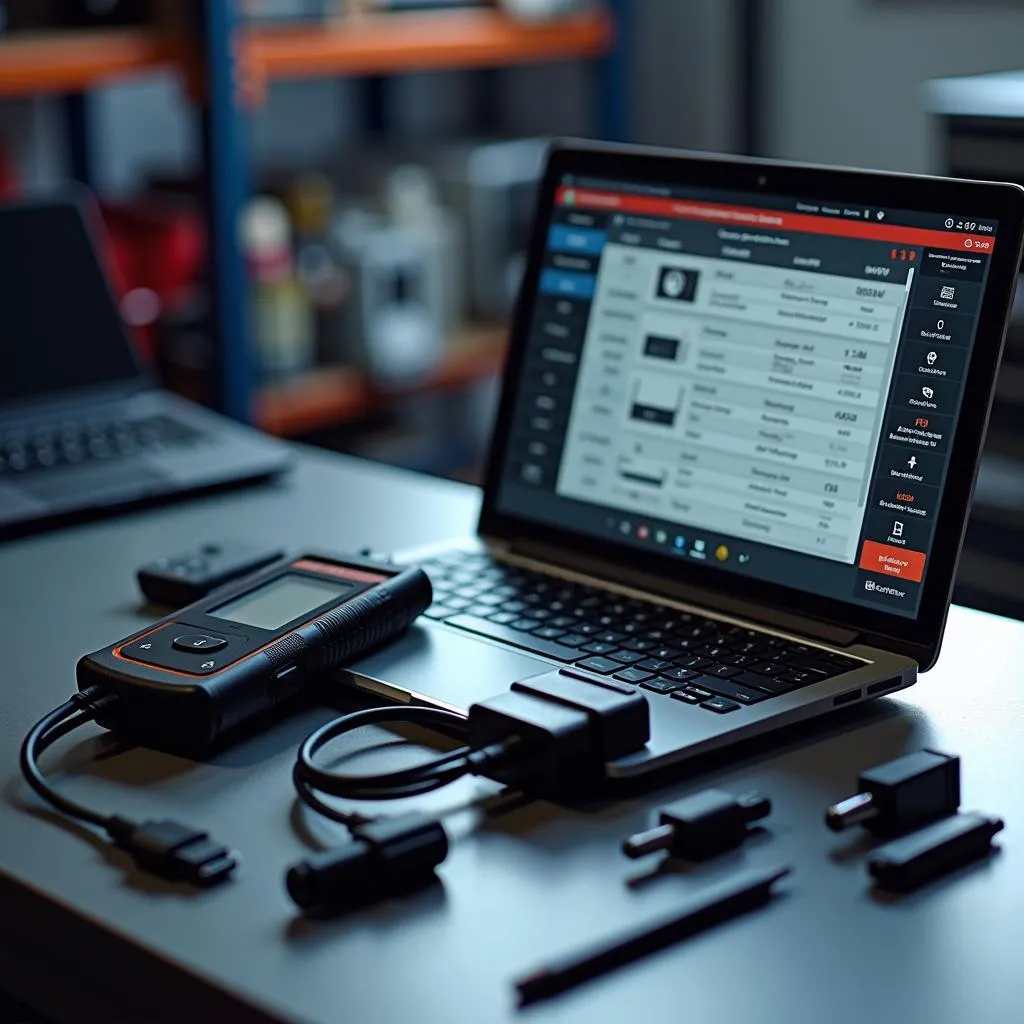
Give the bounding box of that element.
[826,749,960,837]
[466,669,650,800]
[285,812,448,913]
[624,788,771,862]
[106,817,238,886]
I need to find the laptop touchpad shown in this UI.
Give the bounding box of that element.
[343,624,552,712]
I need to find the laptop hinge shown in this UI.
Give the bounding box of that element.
[505,538,860,647]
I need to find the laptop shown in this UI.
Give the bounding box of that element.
[344,141,1024,777]
[0,197,291,539]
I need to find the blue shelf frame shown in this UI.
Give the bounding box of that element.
[61,1,630,426]
[199,0,254,423]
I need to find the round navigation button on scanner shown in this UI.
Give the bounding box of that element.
[172,634,228,653]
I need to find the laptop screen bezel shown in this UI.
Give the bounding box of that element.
[0,193,150,412]
[477,140,1024,667]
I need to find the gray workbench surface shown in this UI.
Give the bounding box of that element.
[2,448,1022,1024]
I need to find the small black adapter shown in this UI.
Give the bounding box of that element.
[826,749,960,838]
[623,788,772,862]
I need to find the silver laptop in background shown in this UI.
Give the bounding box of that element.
[0,197,291,539]
[341,142,1024,777]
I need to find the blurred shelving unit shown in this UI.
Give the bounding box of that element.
[248,8,613,80]
[0,28,182,97]
[0,3,627,438]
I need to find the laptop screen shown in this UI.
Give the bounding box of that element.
[0,201,140,404]
[494,174,1000,620]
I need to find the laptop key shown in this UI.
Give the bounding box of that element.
[444,615,579,662]
[683,684,714,700]
[737,667,790,692]
[581,641,617,656]
[701,697,740,714]
[574,656,620,675]
[636,658,673,673]
[615,668,657,684]
[556,634,589,648]
[651,647,682,661]
[670,690,702,705]
[596,631,625,645]
[609,650,644,665]
[707,664,741,679]
[748,661,786,676]
[724,653,757,668]
[787,653,840,673]
[535,626,566,641]
[423,604,455,620]
[487,611,520,625]
[751,675,799,695]
[778,670,824,688]
[510,618,541,632]
[660,668,699,684]
[640,678,684,694]
[691,676,768,705]
[675,656,714,672]
[620,637,654,653]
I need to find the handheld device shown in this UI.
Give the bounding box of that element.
[78,553,432,753]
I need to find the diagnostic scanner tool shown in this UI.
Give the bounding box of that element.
[78,554,432,753]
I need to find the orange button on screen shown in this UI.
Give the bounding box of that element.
[859,540,926,583]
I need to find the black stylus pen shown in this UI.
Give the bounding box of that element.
[514,864,791,1007]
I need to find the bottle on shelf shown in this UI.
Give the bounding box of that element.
[330,203,444,387]
[241,195,315,381]
[383,164,463,337]
[286,173,349,366]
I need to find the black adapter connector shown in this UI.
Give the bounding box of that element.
[466,669,650,800]
[623,788,772,862]
[826,749,960,837]
[286,812,448,912]
[107,816,238,886]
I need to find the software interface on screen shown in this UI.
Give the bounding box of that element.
[496,175,1000,618]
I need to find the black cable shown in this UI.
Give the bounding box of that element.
[19,688,116,830]
[19,689,238,885]
[285,673,651,911]
[294,705,480,807]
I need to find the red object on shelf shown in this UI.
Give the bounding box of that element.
[99,199,206,358]
[0,145,19,200]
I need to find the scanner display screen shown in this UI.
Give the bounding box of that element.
[210,575,351,631]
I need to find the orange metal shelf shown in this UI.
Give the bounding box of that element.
[0,10,612,99]
[0,29,181,98]
[256,324,507,437]
[247,8,613,81]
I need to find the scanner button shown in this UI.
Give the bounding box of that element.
[173,634,228,653]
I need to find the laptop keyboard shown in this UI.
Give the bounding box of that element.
[420,549,863,714]
[0,415,206,476]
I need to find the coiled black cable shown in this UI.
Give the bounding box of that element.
[291,704,517,826]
